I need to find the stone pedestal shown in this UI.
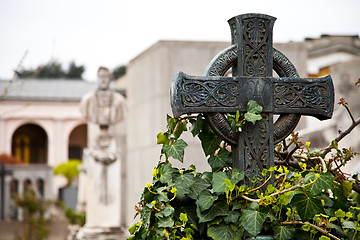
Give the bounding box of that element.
[76,145,127,240]
[75,226,127,240]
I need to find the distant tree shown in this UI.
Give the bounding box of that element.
[36,61,65,78]
[15,68,36,78]
[113,65,127,80]
[66,61,85,79]
[15,61,85,79]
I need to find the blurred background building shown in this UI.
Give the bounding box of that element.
[0,34,359,233]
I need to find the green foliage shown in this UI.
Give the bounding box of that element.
[161,139,188,163]
[16,61,85,79]
[113,65,127,79]
[66,61,85,79]
[244,100,263,125]
[208,149,232,171]
[130,100,360,240]
[273,225,295,240]
[290,193,324,220]
[227,100,263,132]
[65,208,86,226]
[15,187,52,240]
[53,159,81,186]
[240,208,267,236]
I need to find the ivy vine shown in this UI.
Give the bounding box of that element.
[129,97,360,240]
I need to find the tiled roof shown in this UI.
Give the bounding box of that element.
[0,79,98,101]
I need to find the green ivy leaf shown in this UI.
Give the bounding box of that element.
[201,172,213,184]
[273,225,295,240]
[179,213,188,222]
[174,120,187,139]
[189,115,203,137]
[333,183,351,202]
[188,176,210,200]
[208,149,232,171]
[207,224,240,240]
[244,112,262,125]
[249,201,259,210]
[340,180,353,197]
[328,223,347,238]
[161,139,188,162]
[198,131,221,156]
[235,110,241,121]
[244,100,263,125]
[342,220,356,229]
[230,168,244,185]
[301,223,311,232]
[331,140,338,150]
[176,206,198,225]
[155,190,169,202]
[155,206,174,218]
[240,209,267,236]
[247,100,263,114]
[156,132,169,145]
[158,217,174,228]
[227,113,239,133]
[232,201,243,211]
[304,172,334,196]
[172,172,195,200]
[141,206,152,226]
[335,209,346,218]
[158,163,178,184]
[128,223,138,235]
[224,210,241,225]
[291,193,324,221]
[198,201,229,223]
[196,190,218,212]
[212,172,229,193]
[167,115,178,132]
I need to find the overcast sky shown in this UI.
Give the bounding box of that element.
[1,0,359,81]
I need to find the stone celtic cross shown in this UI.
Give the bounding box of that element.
[170,13,334,186]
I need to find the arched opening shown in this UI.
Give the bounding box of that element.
[68,124,87,160]
[36,178,45,198]
[10,179,18,198]
[11,124,48,164]
[23,179,32,192]
[9,179,18,220]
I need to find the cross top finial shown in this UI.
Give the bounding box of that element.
[228,13,276,78]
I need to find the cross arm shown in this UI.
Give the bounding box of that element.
[170,71,334,120]
[170,71,241,118]
[0,163,13,176]
[273,75,334,120]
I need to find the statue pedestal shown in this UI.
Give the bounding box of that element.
[76,147,127,240]
[75,226,127,240]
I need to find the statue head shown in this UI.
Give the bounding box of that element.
[97,66,112,90]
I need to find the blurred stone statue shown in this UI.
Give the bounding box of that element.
[76,66,126,240]
[80,66,126,130]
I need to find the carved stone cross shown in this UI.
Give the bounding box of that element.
[170,14,334,186]
[1,162,12,220]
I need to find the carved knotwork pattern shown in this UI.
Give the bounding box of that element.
[242,18,270,77]
[244,114,271,184]
[182,80,239,107]
[274,82,331,110]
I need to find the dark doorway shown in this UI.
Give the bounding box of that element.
[11,124,48,164]
[68,124,87,160]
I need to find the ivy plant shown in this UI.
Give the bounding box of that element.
[129,97,360,240]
